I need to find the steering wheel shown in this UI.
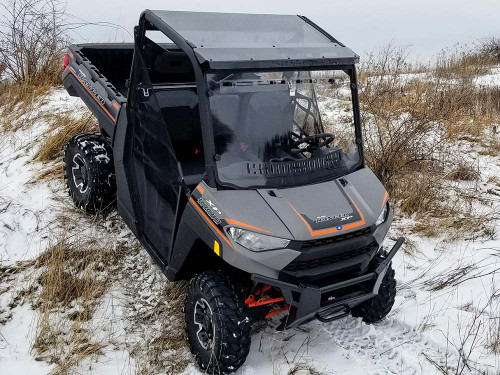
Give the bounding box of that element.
[289,133,335,154]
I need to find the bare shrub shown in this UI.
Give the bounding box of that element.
[359,45,450,217]
[0,0,71,127]
[0,0,67,85]
[359,44,495,237]
[479,36,500,62]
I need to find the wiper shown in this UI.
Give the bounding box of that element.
[269,156,298,162]
[220,79,287,87]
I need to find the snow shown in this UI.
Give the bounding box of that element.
[0,85,499,374]
[0,305,53,374]
[474,66,500,88]
[0,89,85,264]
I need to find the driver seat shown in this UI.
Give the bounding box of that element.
[238,89,294,159]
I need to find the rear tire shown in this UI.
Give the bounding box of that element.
[185,271,251,374]
[351,252,396,323]
[63,132,115,213]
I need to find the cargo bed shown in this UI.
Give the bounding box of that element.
[62,43,133,140]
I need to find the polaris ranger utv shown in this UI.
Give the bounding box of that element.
[62,10,404,374]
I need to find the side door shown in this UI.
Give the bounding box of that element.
[124,36,183,264]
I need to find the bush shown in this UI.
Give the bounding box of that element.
[0,0,67,85]
[358,43,495,236]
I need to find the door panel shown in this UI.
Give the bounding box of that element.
[125,45,182,263]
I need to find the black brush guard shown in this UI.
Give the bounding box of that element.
[252,237,405,329]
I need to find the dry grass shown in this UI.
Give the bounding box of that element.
[132,281,190,375]
[445,163,480,182]
[32,112,98,163]
[0,81,58,131]
[434,45,496,80]
[21,230,129,374]
[28,111,97,182]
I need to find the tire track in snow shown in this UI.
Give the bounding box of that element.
[323,317,457,374]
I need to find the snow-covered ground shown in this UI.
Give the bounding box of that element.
[0,88,499,375]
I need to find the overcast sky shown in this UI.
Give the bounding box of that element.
[62,0,500,61]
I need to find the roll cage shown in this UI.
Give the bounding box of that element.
[131,10,364,189]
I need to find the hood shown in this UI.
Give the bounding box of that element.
[257,168,388,241]
[209,167,387,242]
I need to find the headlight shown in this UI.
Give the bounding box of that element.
[376,202,389,226]
[227,227,290,251]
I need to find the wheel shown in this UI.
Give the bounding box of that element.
[185,271,251,374]
[351,252,396,323]
[63,132,116,213]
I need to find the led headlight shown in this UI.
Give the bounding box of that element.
[376,202,389,226]
[227,227,290,251]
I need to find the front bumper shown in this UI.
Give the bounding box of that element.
[252,237,405,328]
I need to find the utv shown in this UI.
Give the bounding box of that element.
[62,10,404,374]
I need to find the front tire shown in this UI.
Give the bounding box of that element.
[185,271,251,374]
[351,252,396,323]
[63,132,115,213]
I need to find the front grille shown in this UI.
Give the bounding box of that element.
[284,244,374,272]
[301,227,372,249]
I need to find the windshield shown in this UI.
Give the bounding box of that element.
[207,69,361,188]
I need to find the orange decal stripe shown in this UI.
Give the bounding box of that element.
[288,194,366,237]
[112,102,120,110]
[65,67,116,122]
[196,184,204,194]
[288,202,316,233]
[381,190,389,209]
[189,197,234,249]
[226,218,272,234]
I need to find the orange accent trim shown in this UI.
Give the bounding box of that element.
[245,295,284,308]
[381,191,389,209]
[189,197,234,249]
[112,102,120,110]
[65,67,116,122]
[196,184,204,194]
[69,52,74,58]
[265,304,290,318]
[288,194,366,237]
[226,218,272,234]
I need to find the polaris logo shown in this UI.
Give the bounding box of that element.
[316,213,353,223]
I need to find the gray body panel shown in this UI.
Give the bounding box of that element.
[194,167,391,279]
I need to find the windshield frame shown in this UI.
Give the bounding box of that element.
[204,65,364,190]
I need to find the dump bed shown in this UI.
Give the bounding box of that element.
[62,43,134,140]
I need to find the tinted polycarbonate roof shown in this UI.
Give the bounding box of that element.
[148,10,359,69]
[151,10,332,47]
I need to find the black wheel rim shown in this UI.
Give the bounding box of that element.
[194,298,215,350]
[72,153,89,194]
